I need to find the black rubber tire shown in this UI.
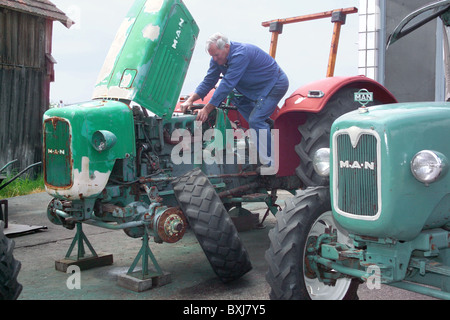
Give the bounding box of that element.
[172,168,252,283]
[265,187,359,300]
[0,221,22,300]
[295,87,381,186]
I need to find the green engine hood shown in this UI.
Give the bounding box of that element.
[330,102,450,240]
[92,0,199,119]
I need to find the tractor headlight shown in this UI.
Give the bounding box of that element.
[313,148,330,177]
[91,130,117,152]
[411,150,448,185]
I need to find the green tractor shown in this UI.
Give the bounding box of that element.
[43,0,395,290]
[266,1,450,300]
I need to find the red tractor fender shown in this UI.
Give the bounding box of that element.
[272,75,397,177]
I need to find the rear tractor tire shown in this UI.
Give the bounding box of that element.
[295,87,382,186]
[265,187,359,300]
[172,168,252,283]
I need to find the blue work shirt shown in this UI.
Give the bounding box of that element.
[195,42,282,107]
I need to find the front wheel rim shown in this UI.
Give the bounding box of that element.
[303,211,352,300]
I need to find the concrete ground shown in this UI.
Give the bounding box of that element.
[3,191,436,300]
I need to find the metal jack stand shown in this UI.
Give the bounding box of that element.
[117,226,171,292]
[55,223,113,272]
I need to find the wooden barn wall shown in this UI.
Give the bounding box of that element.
[0,8,52,175]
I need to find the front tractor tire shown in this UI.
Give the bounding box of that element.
[265,187,359,300]
[173,168,252,283]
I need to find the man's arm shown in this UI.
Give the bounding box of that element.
[208,52,249,107]
[193,53,250,122]
[180,59,221,114]
[180,95,215,122]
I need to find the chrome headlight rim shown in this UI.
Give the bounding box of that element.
[313,148,330,177]
[410,150,448,185]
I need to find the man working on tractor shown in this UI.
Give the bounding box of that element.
[181,33,289,174]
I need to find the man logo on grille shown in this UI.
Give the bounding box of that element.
[340,160,375,170]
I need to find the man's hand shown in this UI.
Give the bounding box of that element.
[196,107,210,122]
[196,103,215,122]
[180,100,193,113]
[180,93,201,113]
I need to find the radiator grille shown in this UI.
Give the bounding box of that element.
[334,132,379,217]
[44,118,72,188]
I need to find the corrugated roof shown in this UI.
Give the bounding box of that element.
[0,0,73,28]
